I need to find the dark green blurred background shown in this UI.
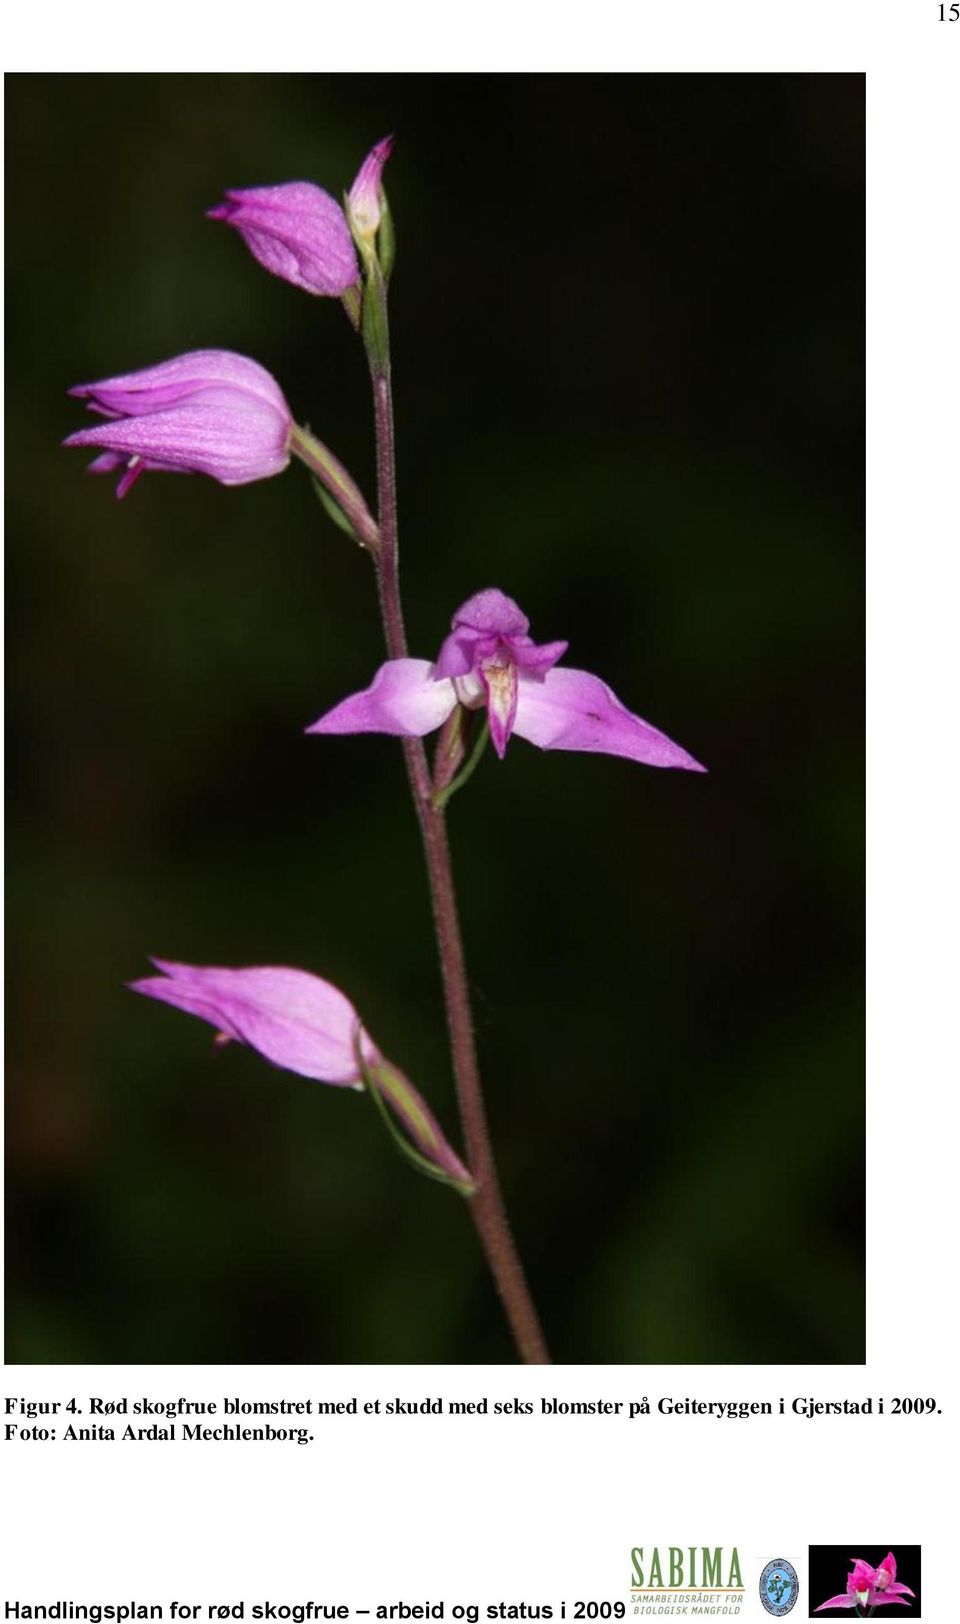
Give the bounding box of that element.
[6,73,863,1364]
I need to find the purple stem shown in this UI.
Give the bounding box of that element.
[367,350,550,1366]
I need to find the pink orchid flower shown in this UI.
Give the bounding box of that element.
[129,959,472,1189]
[64,350,293,497]
[815,1552,915,1612]
[307,587,705,771]
[208,137,393,295]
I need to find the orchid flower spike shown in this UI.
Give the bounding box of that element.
[63,350,293,498]
[815,1553,915,1612]
[129,960,472,1190]
[308,587,705,772]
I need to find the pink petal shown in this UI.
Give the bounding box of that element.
[434,588,529,675]
[69,349,290,417]
[130,960,372,1085]
[64,387,291,485]
[85,451,126,472]
[115,459,148,499]
[880,1554,898,1585]
[512,666,706,770]
[814,1596,858,1612]
[306,659,457,739]
[85,450,186,497]
[512,637,569,676]
[433,631,481,679]
[451,587,529,638]
[869,1598,910,1608]
[208,182,358,296]
[849,1562,876,1589]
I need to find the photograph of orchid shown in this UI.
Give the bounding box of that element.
[7,74,864,1363]
[62,136,705,1364]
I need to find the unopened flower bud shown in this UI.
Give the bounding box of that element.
[129,960,474,1195]
[208,181,359,296]
[346,136,393,253]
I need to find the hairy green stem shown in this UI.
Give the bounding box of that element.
[366,336,550,1365]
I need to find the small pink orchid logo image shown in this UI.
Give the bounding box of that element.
[63,350,294,497]
[308,586,705,771]
[129,960,473,1191]
[815,1552,915,1613]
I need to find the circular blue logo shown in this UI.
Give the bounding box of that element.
[760,1558,799,1616]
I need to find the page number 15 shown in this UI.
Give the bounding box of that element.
[940,3,959,16]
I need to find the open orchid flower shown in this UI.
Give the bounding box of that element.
[64,350,293,497]
[815,1553,915,1612]
[129,959,473,1190]
[208,137,393,296]
[307,587,705,771]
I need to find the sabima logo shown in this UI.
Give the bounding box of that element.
[630,1548,743,1591]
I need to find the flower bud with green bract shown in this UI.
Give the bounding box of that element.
[128,960,472,1192]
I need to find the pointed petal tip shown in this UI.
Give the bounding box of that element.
[658,742,707,774]
[125,959,180,992]
[643,742,707,774]
[126,976,162,997]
